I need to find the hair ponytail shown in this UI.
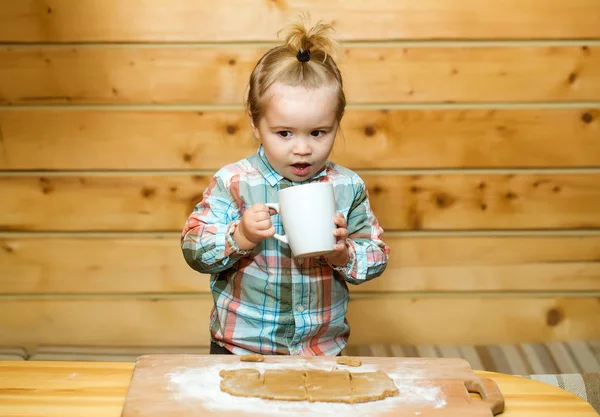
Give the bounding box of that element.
[281,19,339,63]
[246,16,346,126]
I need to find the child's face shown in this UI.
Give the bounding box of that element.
[252,82,339,183]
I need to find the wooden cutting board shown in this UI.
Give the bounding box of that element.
[121,354,505,416]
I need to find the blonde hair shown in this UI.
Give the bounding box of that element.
[246,17,346,126]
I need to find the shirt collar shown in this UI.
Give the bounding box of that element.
[256,145,329,187]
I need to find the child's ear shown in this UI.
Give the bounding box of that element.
[249,114,261,140]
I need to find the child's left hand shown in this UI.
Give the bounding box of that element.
[324,212,350,267]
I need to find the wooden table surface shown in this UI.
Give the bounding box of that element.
[0,360,597,417]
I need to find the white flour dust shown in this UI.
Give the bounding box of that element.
[166,361,446,416]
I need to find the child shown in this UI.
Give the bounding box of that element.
[181,17,390,356]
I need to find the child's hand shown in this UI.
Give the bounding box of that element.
[324,212,350,266]
[234,203,276,250]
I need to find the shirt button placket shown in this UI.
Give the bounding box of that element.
[290,256,305,355]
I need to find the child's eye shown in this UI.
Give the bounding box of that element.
[311,130,326,138]
[277,131,292,138]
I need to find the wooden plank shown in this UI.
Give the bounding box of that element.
[0,236,206,294]
[0,297,597,346]
[1,235,599,294]
[1,173,600,232]
[346,297,600,345]
[1,45,599,105]
[1,0,599,41]
[0,175,211,232]
[1,108,599,170]
[366,173,600,231]
[359,235,600,293]
[0,110,258,171]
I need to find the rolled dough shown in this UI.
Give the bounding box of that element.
[220,368,398,404]
[240,353,264,362]
[336,357,362,367]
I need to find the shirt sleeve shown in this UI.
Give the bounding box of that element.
[181,174,251,274]
[329,179,390,284]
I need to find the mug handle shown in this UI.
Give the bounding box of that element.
[264,203,289,245]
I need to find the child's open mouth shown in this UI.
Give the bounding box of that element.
[290,163,311,176]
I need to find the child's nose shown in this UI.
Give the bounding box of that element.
[292,138,312,155]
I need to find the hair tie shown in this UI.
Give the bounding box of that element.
[296,48,310,62]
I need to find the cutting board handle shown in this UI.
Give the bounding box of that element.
[464,378,505,415]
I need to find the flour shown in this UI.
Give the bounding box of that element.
[166,361,446,416]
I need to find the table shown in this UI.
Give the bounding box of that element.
[0,360,597,416]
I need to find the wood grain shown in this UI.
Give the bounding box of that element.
[2,173,600,231]
[1,0,599,41]
[1,361,596,417]
[0,297,598,347]
[0,174,211,232]
[365,173,600,231]
[1,45,599,104]
[346,297,600,345]
[1,108,599,170]
[1,235,599,294]
[0,361,134,417]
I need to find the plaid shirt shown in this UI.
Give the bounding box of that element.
[181,146,390,356]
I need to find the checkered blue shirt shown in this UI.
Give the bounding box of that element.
[181,146,390,355]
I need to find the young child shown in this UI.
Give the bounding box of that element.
[181,18,390,356]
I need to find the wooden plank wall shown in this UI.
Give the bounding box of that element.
[0,1,599,350]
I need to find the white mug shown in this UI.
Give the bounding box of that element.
[266,182,336,258]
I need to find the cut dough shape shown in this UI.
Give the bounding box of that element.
[336,357,362,367]
[240,353,264,362]
[221,377,264,398]
[350,371,399,403]
[219,369,260,379]
[219,368,398,403]
[263,370,307,401]
[220,368,264,398]
[305,369,351,403]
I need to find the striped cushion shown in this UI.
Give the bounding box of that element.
[28,345,210,362]
[0,354,26,361]
[342,340,600,374]
[523,374,600,414]
[0,347,28,361]
[22,341,600,375]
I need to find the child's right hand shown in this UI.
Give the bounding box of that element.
[234,203,276,250]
